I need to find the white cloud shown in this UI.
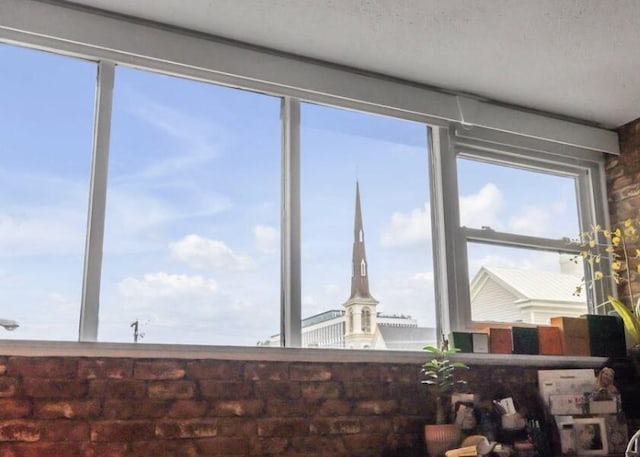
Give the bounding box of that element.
[253,225,278,254]
[508,206,551,237]
[508,198,577,238]
[118,272,220,310]
[102,185,232,255]
[459,183,504,229]
[169,234,256,271]
[105,270,279,345]
[380,206,430,247]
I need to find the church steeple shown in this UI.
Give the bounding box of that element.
[349,181,374,300]
[344,181,378,349]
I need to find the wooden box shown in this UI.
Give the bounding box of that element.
[472,333,489,353]
[450,332,489,353]
[586,314,626,357]
[488,328,512,354]
[550,316,590,356]
[512,327,539,355]
[538,326,563,355]
[450,332,473,353]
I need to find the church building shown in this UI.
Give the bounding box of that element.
[269,181,436,350]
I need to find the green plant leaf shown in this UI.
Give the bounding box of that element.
[422,360,441,370]
[608,295,640,345]
[422,345,442,354]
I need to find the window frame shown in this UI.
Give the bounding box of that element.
[79,61,114,342]
[435,126,612,333]
[0,1,616,356]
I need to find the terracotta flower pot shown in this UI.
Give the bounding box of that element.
[424,423,461,457]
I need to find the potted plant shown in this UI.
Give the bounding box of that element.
[607,295,640,374]
[573,219,640,372]
[422,336,469,457]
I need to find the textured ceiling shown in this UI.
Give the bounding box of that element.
[69,0,640,128]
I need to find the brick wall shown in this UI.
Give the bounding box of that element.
[0,355,551,457]
[607,117,640,302]
[0,356,426,457]
[608,117,640,435]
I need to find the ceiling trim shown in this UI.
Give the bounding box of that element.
[0,0,619,154]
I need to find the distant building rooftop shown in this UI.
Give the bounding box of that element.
[473,266,585,303]
[377,326,436,351]
[302,310,345,328]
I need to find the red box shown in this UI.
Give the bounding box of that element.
[488,328,512,354]
[538,326,563,355]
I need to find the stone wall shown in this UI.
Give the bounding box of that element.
[0,355,551,457]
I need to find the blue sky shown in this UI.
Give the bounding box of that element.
[0,44,94,341]
[0,42,583,345]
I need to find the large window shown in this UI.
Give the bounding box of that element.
[99,66,281,345]
[0,20,611,352]
[299,103,436,350]
[447,137,604,331]
[0,44,95,340]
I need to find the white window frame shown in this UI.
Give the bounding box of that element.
[432,126,612,334]
[0,0,617,359]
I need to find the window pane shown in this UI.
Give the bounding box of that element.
[457,157,580,239]
[468,243,587,324]
[99,67,280,345]
[0,44,95,340]
[297,103,436,350]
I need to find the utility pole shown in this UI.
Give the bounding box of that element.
[130,319,144,343]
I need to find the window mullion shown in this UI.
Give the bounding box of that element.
[462,227,580,253]
[281,97,301,347]
[79,61,114,342]
[430,126,467,334]
[577,164,613,312]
